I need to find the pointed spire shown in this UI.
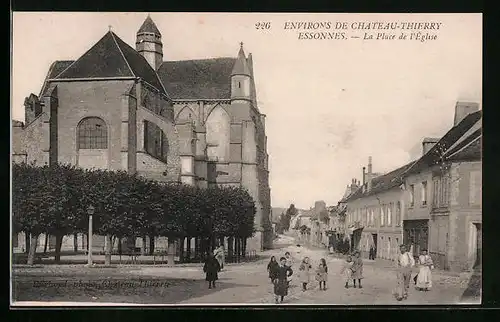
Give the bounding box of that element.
[137,14,161,36]
[231,42,251,76]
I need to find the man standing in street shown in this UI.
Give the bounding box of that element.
[394,244,415,301]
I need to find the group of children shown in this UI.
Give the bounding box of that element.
[266,249,366,303]
[340,250,364,288]
[266,251,330,304]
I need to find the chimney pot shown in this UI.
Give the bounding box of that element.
[454,101,479,126]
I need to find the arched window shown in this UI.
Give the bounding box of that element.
[77,117,107,149]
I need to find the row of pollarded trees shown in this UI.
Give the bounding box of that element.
[12,163,256,265]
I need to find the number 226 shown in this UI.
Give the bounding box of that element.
[255,22,271,30]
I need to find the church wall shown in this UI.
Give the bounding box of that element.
[175,122,196,185]
[19,115,49,166]
[12,123,26,162]
[205,105,231,162]
[174,103,198,125]
[55,80,134,171]
[228,101,252,122]
[136,106,181,182]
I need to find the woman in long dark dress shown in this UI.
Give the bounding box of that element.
[267,256,279,283]
[274,257,293,304]
[203,254,221,289]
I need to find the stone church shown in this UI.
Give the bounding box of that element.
[12,16,273,253]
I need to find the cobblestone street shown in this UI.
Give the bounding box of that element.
[13,235,477,305]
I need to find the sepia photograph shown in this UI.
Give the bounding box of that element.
[10,12,482,306]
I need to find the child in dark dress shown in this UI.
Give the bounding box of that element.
[203,254,221,289]
[274,257,293,304]
[267,256,279,283]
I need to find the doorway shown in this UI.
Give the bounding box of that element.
[372,233,378,258]
[403,220,429,256]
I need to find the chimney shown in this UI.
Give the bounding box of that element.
[368,156,373,174]
[362,167,366,184]
[454,101,479,126]
[422,137,440,156]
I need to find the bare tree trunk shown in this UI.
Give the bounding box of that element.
[242,238,247,258]
[27,234,39,265]
[227,237,234,261]
[194,237,199,261]
[141,236,147,255]
[104,235,112,265]
[178,237,185,263]
[73,234,78,252]
[235,238,240,263]
[24,233,30,254]
[149,236,155,255]
[167,238,176,266]
[117,237,122,256]
[43,233,49,254]
[54,234,63,263]
[186,237,191,262]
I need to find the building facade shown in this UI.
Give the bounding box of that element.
[403,102,481,272]
[344,159,413,261]
[12,16,272,253]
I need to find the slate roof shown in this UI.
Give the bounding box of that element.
[157,58,236,99]
[444,128,481,159]
[446,135,481,162]
[53,31,166,95]
[38,32,239,100]
[39,60,74,97]
[137,16,161,35]
[345,161,417,202]
[404,110,482,175]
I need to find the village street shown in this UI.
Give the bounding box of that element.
[12,234,477,305]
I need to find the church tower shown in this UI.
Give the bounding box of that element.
[136,15,163,70]
[231,43,252,101]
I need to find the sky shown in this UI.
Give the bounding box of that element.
[11,13,482,209]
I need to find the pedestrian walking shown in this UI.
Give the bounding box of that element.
[203,254,221,289]
[351,250,364,288]
[274,256,293,304]
[267,256,279,283]
[213,243,225,270]
[284,251,294,286]
[369,244,376,260]
[298,257,312,291]
[415,249,434,291]
[315,258,328,290]
[393,244,416,301]
[340,254,354,288]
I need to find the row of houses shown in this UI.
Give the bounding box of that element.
[328,101,481,273]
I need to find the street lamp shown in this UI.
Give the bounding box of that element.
[87,205,95,266]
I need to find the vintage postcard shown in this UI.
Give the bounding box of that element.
[10,12,482,306]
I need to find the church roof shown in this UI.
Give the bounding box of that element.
[39,60,74,97]
[53,31,166,95]
[157,58,236,99]
[137,15,161,35]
